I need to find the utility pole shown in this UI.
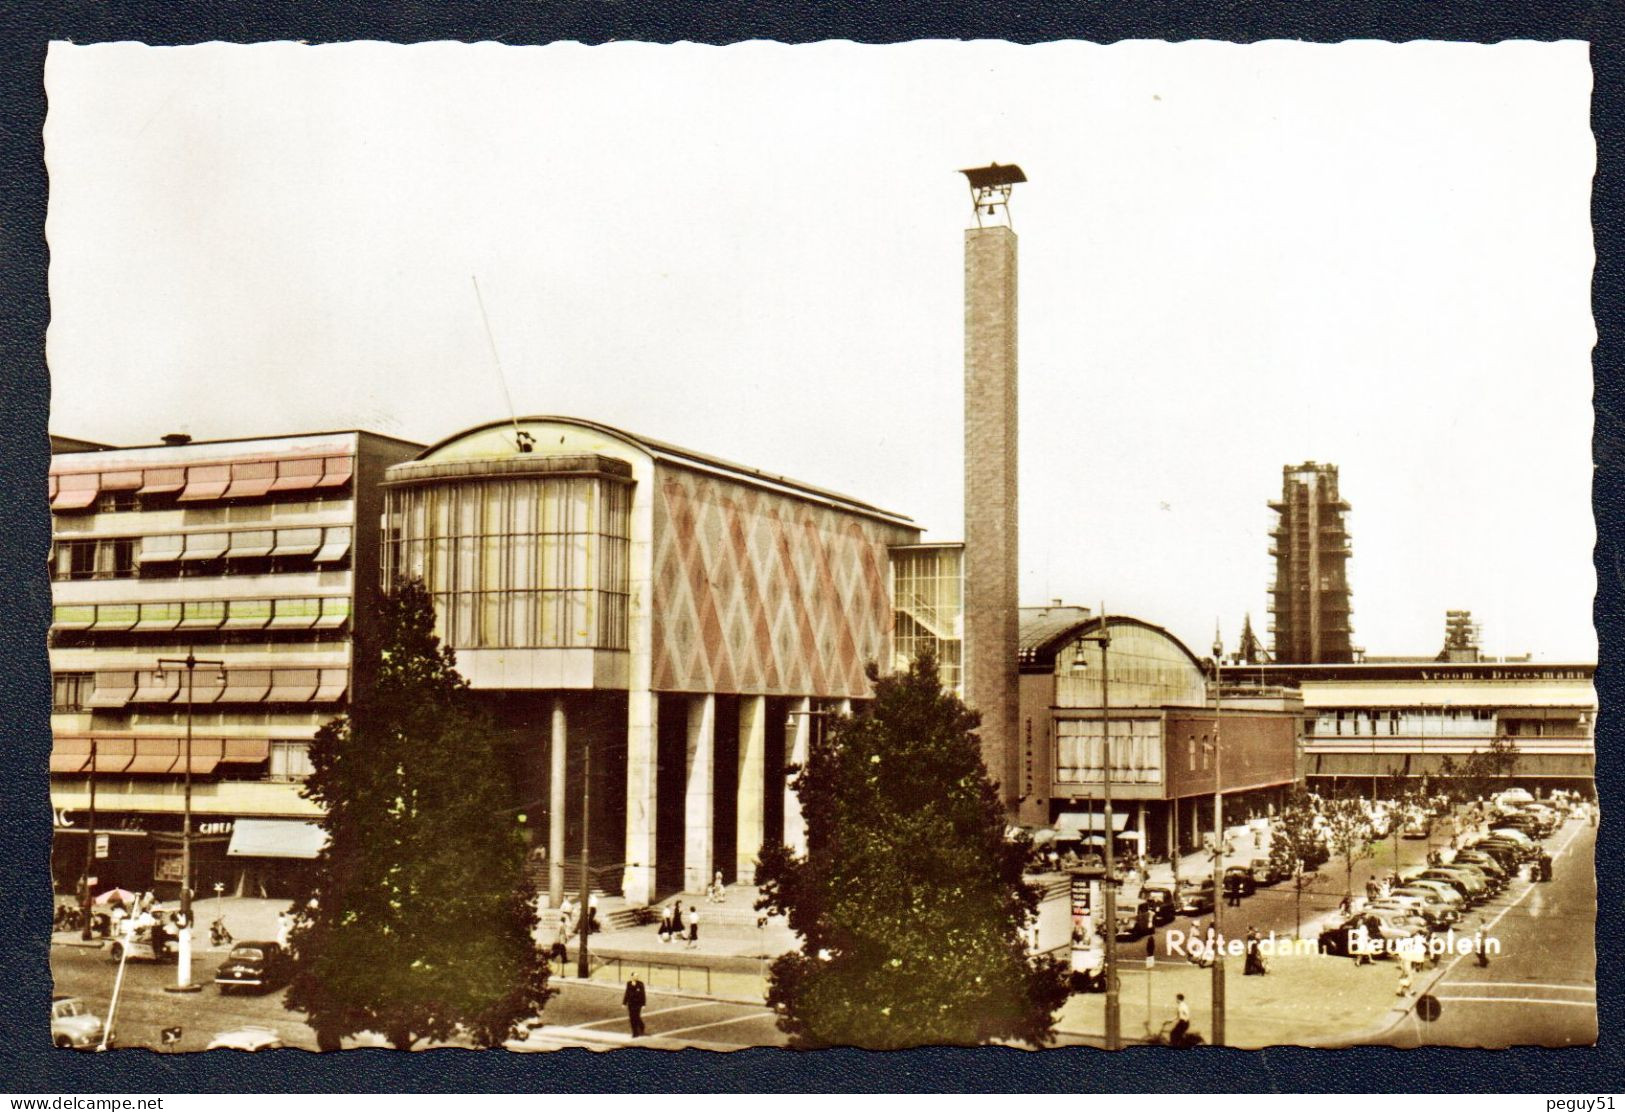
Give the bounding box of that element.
[156,649,224,993]
[79,737,97,941]
[1073,611,1119,1049]
[1210,644,1226,1047]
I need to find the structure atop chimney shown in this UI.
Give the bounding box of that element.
[959,162,1025,807]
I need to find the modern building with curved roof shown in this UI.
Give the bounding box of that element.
[381,416,921,905]
[1016,605,1300,860]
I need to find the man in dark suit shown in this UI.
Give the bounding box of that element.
[623,973,648,1038]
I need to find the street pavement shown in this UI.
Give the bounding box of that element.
[1381,815,1596,1048]
[49,809,1593,1052]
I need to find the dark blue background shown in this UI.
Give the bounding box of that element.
[2,1,1619,1093]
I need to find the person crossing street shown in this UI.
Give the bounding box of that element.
[623,972,647,1038]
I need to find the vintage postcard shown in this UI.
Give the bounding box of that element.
[41,39,1595,1053]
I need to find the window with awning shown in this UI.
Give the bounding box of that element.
[85,671,138,707]
[178,599,227,630]
[176,668,227,705]
[270,457,325,493]
[1052,811,1132,837]
[53,604,96,630]
[315,455,354,488]
[180,532,229,561]
[178,464,232,502]
[228,818,328,859]
[133,601,183,632]
[100,470,143,492]
[50,737,92,774]
[226,530,275,559]
[312,526,352,563]
[138,534,186,563]
[130,670,180,703]
[88,738,135,773]
[219,669,272,702]
[224,461,276,500]
[222,597,272,630]
[53,473,100,511]
[313,668,349,702]
[266,668,321,702]
[313,596,351,629]
[90,603,139,631]
[126,738,182,774]
[271,527,322,556]
[267,597,321,629]
[138,467,186,495]
[174,738,225,774]
[222,738,270,764]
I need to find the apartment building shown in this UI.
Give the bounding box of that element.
[48,430,422,899]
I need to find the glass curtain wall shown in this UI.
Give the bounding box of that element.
[385,476,631,650]
[1057,623,1207,709]
[891,547,963,693]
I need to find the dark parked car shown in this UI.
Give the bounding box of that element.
[1140,886,1178,926]
[1114,900,1155,940]
[1176,879,1215,915]
[1250,859,1283,886]
[1223,867,1256,899]
[214,941,290,995]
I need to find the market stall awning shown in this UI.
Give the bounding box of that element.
[228,819,328,860]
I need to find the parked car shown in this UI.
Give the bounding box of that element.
[214,941,291,995]
[1223,867,1257,899]
[1398,878,1466,912]
[1319,915,1399,959]
[1176,879,1215,915]
[1414,868,1486,904]
[205,1025,285,1051]
[1114,900,1154,940]
[1140,886,1178,926]
[1249,859,1283,886]
[1387,887,1460,926]
[51,995,105,1050]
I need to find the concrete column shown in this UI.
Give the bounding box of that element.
[783,696,811,855]
[684,694,716,893]
[548,697,567,908]
[736,695,767,883]
[621,690,659,906]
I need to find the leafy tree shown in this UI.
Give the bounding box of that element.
[754,653,1069,1049]
[1266,789,1325,938]
[1438,737,1521,805]
[1321,794,1375,901]
[286,579,550,1049]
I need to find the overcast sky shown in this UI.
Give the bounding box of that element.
[43,39,1596,662]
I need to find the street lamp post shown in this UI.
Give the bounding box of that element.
[1073,615,1118,1050]
[155,649,225,993]
[1209,647,1226,1048]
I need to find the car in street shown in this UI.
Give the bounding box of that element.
[1386,887,1460,926]
[1222,867,1257,899]
[1318,914,1406,959]
[1140,886,1178,926]
[51,995,105,1050]
[1249,858,1282,886]
[107,925,178,964]
[1175,879,1215,915]
[205,1025,285,1051]
[1414,867,1488,904]
[1369,894,1447,930]
[1398,878,1466,912]
[214,941,290,994]
[1114,899,1156,940]
[1450,850,1508,881]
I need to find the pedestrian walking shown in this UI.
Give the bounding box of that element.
[275,910,290,949]
[623,972,647,1038]
[658,903,675,943]
[1244,927,1267,976]
[1168,994,1191,1045]
[684,903,700,949]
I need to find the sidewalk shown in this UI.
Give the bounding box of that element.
[51,895,295,954]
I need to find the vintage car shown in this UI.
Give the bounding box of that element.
[51,995,105,1050]
[214,941,291,994]
[1175,879,1215,915]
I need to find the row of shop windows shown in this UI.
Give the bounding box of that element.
[50,527,352,581]
[52,595,351,634]
[1309,708,1498,736]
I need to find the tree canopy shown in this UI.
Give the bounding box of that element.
[754,653,1068,1049]
[286,578,550,1049]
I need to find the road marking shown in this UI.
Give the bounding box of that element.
[659,1011,776,1039]
[1433,995,1597,1008]
[1441,982,1593,993]
[572,1001,715,1030]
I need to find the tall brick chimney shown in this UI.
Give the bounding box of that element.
[959,163,1025,807]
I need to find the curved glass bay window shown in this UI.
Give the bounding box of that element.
[1057,620,1207,709]
[384,464,631,650]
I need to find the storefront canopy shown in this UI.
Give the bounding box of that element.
[1053,810,1130,836]
[227,819,328,860]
